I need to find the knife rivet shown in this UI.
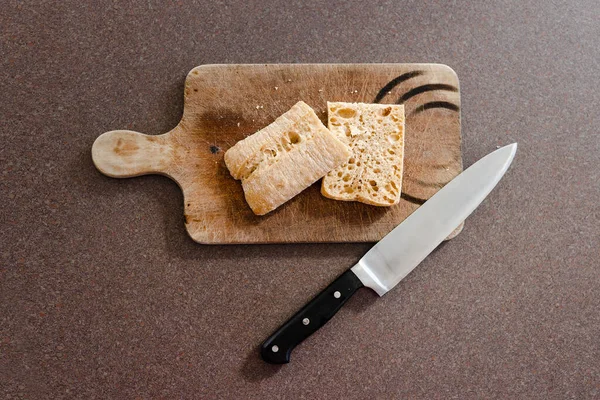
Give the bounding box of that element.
[334,291,341,299]
[302,318,310,325]
[271,345,279,353]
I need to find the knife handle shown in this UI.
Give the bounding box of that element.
[261,269,363,364]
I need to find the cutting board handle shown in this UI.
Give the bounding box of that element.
[92,130,173,178]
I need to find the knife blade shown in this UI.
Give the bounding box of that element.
[261,143,517,364]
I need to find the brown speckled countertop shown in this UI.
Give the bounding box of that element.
[1,1,599,398]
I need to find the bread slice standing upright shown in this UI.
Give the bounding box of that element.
[321,102,405,206]
[225,101,350,215]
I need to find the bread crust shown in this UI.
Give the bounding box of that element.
[225,101,350,215]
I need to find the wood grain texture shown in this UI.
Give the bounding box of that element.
[92,64,463,244]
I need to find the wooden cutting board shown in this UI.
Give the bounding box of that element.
[92,64,462,244]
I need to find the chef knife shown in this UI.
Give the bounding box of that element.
[261,143,517,364]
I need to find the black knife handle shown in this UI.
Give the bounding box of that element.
[260,269,363,364]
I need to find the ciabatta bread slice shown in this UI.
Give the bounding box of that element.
[321,102,405,206]
[225,101,350,215]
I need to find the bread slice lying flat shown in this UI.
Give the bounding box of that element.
[321,102,405,206]
[225,101,350,215]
